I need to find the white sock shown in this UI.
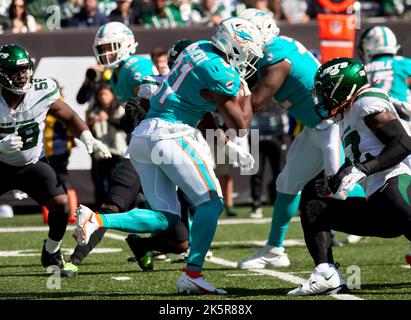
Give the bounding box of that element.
[316,263,337,273]
[45,238,62,254]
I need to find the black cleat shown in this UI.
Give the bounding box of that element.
[41,240,64,269]
[125,234,153,271]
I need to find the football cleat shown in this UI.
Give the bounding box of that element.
[405,253,411,266]
[41,240,64,269]
[176,270,227,295]
[237,245,291,269]
[287,267,347,296]
[61,261,79,277]
[344,235,363,244]
[74,204,100,246]
[125,234,154,271]
[250,207,263,219]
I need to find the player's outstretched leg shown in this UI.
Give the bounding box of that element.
[73,204,180,245]
[176,198,226,295]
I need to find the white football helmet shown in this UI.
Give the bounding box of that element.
[93,22,138,69]
[358,26,400,63]
[239,9,279,44]
[211,17,264,79]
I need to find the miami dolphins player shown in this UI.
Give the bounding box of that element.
[237,9,364,269]
[289,58,411,296]
[73,17,264,295]
[61,21,158,277]
[359,26,411,103]
[0,44,111,270]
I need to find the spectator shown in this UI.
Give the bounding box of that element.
[69,0,108,27]
[280,0,309,23]
[142,0,184,28]
[25,0,58,28]
[8,0,41,33]
[150,47,169,75]
[109,0,141,24]
[61,0,83,27]
[191,0,225,26]
[76,64,112,106]
[86,84,127,208]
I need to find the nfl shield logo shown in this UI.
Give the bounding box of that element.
[330,21,342,35]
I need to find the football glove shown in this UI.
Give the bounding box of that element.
[0,132,23,154]
[80,130,112,160]
[329,163,366,194]
[225,140,255,172]
[240,78,251,96]
[125,97,142,119]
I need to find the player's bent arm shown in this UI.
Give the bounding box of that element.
[211,91,252,132]
[48,99,89,137]
[251,61,290,111]
[358,112,411,175]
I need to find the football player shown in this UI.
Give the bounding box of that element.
[352,26,411,254]
[74,17,264,295]
[288,58,411,295]
[61,21,158,277]
[0,44,111,270]
[237,9,364,270]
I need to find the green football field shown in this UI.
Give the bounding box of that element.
[0,206,410,300]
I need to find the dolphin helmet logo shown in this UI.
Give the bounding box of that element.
[231,23,253,44]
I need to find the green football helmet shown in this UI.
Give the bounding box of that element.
[167,39,194,69]
[0,44,34,95]
[313,57,368,120]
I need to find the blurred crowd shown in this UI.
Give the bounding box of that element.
[0,0,411,34]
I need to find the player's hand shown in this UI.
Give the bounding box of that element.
[225,140,255,172]
[0,132,23,154]
[329,163,366,193]
[125,97,142,118]
[80,130,112,159]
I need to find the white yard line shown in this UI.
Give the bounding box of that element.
[208,256,363,301]
[0,223,363,300]
[0,216,300,233]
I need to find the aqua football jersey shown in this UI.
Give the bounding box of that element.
[110,55,157,103]
[365,55,411,102]
[257,36,321,128]
[148,41,241,128]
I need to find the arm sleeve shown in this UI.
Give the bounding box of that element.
[357,119,411,175]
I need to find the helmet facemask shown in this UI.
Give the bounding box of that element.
[94,41,138,69]
[212,18,264,79]
[0,64,33,95]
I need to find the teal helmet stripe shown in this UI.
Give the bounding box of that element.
[98,24,107,38]
[380,26,388,46]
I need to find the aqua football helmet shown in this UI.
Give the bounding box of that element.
[211,17,264,79]
[358,26,400,63]
[93,22,138,69]
[239,9,279,44]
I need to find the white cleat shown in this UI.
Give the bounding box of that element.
[176,271,227,295]
[237,245,291,269]
[287,268,347,296]
[250,207,263,219]
[73,204,100,246]
[344,235,363,244]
